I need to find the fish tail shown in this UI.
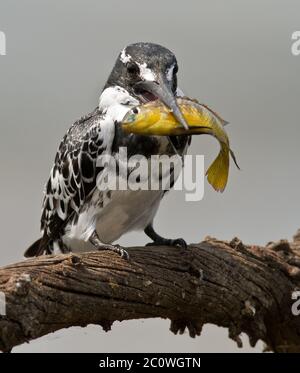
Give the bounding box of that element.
[206,146,229,192]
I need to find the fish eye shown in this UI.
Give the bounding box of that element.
[126,113,136,123]
[132,107,139,114]
[173,64,178,74]
[127,62,140,75]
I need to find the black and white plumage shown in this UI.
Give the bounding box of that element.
[25,43,191,258]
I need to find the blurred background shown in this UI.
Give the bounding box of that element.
[0,0,299,352]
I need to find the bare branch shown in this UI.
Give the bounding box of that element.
[1,235,300,352]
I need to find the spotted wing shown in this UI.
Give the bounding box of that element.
[41,107,114,246]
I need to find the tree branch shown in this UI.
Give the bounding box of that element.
[1,232,300,352]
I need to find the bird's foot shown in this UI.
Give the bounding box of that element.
[144,224,187,249]
[89,231,129,260]
[99,244,130,260]
[146,237,187,249]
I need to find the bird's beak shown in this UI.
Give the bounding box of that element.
[134,77,189,130]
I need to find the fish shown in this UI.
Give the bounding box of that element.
[122,97,239,192]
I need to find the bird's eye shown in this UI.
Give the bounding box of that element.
[173,64,178,74]
[127,62,140,75]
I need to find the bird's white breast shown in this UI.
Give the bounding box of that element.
[63,187,164,253]
[96,189,164,244]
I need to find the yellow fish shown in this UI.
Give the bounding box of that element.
[122,97,239,192]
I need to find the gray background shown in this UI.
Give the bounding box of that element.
[0,0,299,352]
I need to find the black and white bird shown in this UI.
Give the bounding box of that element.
[25,42,191,259]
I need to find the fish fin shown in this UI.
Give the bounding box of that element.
[196,102,229,127]
[229,149,240,169]
[206,148,229,192]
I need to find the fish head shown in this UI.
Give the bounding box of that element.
[122,103,162,135]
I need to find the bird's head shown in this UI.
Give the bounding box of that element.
[105,42,188,130]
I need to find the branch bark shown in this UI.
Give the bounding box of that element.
[1,232,300,353]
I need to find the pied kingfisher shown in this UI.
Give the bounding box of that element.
[25,42,191,259]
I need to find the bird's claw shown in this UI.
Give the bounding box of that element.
[113,245,130,260]
[172,238,188,249]
[146,238,187,249]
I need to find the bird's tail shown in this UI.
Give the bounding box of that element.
[24,238,44,257]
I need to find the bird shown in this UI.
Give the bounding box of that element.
[24,42,192,259]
